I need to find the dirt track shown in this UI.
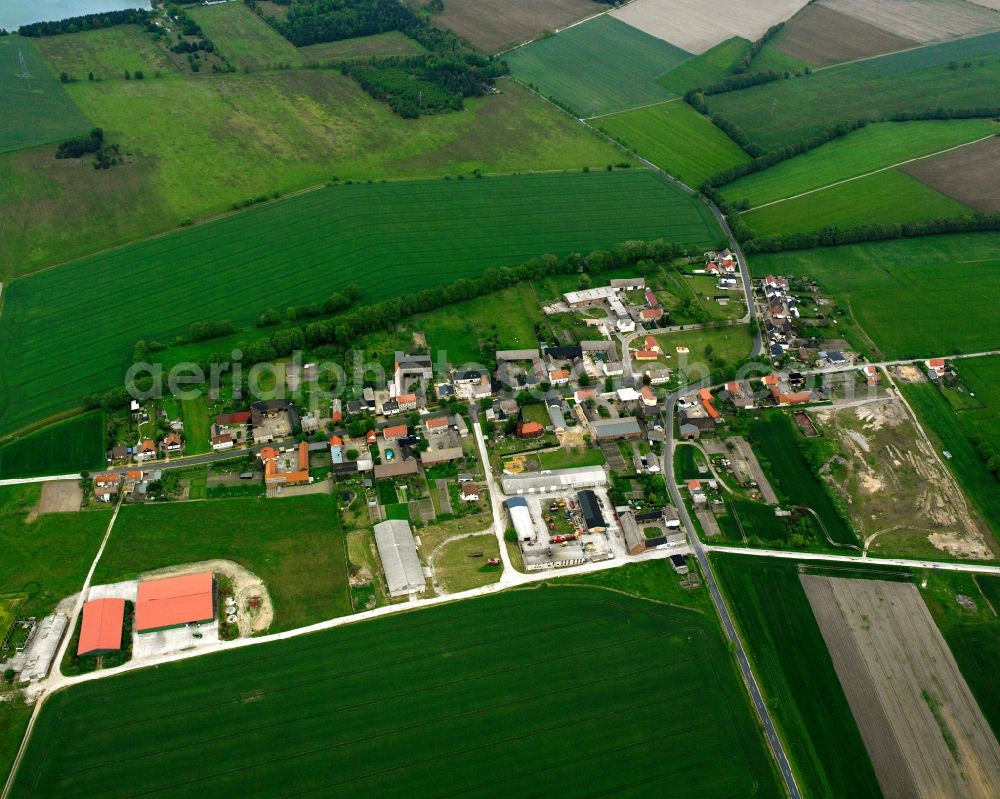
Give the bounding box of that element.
[802,575,1000,799]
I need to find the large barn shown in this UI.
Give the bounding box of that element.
[135,573,215,633]
[77,598,126,656]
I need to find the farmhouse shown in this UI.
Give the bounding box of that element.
[373,520,425,597]
[394,352,433,395]
[161,433,183,453]
[258,442,311,486]
[77,598,125,656]
[634,349,658,361]
[640,386,658,407]
[460,483,480,502]
[251,400,299,444]
[93,472,121,503]
[382,423,409,440]
[135,572,215,634]
[687,480,706,505]
[136,439,157,462]
[646,368,671,385]
[724,381,754,409]
[211,433,234,450]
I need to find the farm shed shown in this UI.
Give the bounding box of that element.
[501,465,608,494]
[505,497,536,543]
[135,573,215,633]
[590,418,642,440]
[373,520,425,597]
[77,598,125,656]
[578,490,608,533]
[619,512,645,555]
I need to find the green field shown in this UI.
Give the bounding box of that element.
[748,412,857,546]
[0,74,629,280]
[652,325,754,383]
[0,169,720,436]
[0,411,105,478]
[505,15,690,117]
[706,32,1000,151]
[741,168,972,237]
[10,586,781,798]
[953,356,1000,451]
[717,498,787,543]
[674,444,705,480]
[723,119,999,207]
[34,24,177,82]
[900,379,1000,544]
[748,43,809,75]
[180,397,211,456]
[93,494,351,632]
[747,232,1000,358]
[713,554,881,799]
[657,37,752,94]
[596,100,750,188]
[0,697,32,793]
[189,1,302,70]
[0,508,109,618]
[297,31,426,62]
[0,484,40,516]
[0,35,92,154]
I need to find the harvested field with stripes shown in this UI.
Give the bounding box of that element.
[802,575,1000,799]
[819,0,1000,42]
[901,135,1000,212]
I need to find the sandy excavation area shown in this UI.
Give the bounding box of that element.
[803,575,1000,799]
[611,0,809,53]
[815,400,993,558]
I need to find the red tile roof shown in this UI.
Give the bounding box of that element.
[634,350,658,360]
[216,411,251,426]
[687,480,702,491]
[928,358,945,367]
[78,598,125,655]
[136,573,214,632]
[426,417,449,429]
[383,424,408,440]
[329,435,343,446]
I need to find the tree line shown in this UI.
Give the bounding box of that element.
[18,8,150,36]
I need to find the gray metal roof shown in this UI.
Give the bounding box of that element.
[591,417,641,438]
[373,520,425,596]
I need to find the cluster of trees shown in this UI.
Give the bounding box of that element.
[285,284,361,321]
[264,0,418,46]
[93,143,122,169]
[171,39,215,54]
[684,91,763,157]
[56,128,105,159]
[732,22,784,74]
[190,319,235,341]
[230,191,279,211]
[341,54,505,117]
[695,69,785,97]
[969,434,1000,481]
[889,106,1000,122]
[18,8,150,36]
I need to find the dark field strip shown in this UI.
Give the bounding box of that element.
[13,587,779,798]
[0,170,719,436]
[0,410,104,478]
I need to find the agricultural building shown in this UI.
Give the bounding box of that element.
[259,442,310,485]
[77,598,125,656]
[373,520,425,597]
[136,573,215,633]
[502,465,607,494]
[505,497,536,542]
[578,490,607,533]
[590,418,642,441]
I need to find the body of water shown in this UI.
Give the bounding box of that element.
[0,1,152,32]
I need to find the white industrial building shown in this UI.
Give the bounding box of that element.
[501,465,607,495]
[505,497,536,543]
[373,520,426,597]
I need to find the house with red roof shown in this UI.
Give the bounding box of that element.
[634,349,659,361]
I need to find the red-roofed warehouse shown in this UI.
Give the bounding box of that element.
[136,573,215,633]
[77,598,126,656]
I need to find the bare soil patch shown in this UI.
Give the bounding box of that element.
[802,575,1000,799]
[816,400,993,558]
[422,0,600,53]
[820,0,1000,42]
[901,136,1000,213]
[611,0,809,54]
[141,559,273,636]
[773,4,919,66]
[36,480,82,515]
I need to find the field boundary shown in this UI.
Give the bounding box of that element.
[742,132,998,212]
[496,0,641,56]
[812,28,1000,73]
[584,97,681,120]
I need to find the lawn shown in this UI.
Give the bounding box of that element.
[10,586,781,798]
[952,355,1000,452]
[674,444,706,480]
[433,533,501,593]
[535,445,606,470]
[297,31,426,62]
[900,380,1000,545]
[657,37,753,94]
[92,494,351,632]
[596,100,751,188]
[189,1,302,70]
[717,498,787,543]
[0,74,628,280]
[180,396,211,456]
[0,411,105,479]
[722,119,999,208]
[0,169,720,437]
[740,168,972,237]
[0,508,110,618]
[0,35,92,154]
[748,412,857,546]
[705,32,1000,151]
[505,15,690,117]
[746,232,1000,358]
[713,554,882,799]
[34,24,177,82]
[652,324,754,383]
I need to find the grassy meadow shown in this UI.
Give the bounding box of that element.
[0,508,110,618]
[741,168,972,237]
[94,494,351,632]
[297,31,426,62]
[713,554,882,799]
[747,233,1000,358]
[657,37,752,94]
[954,356,1000,451]
[189,1,303,70]
[0,169,720,436]
[596,100,750,188]
[11,586,781,798]
[180,397,211,456]
[0,411,104,478]
[0,35,92,154]
[722,119,999,208]
[651,325,754,383]
[34,24,177,82]
[505,15,689,117]
[706,33,1000,151]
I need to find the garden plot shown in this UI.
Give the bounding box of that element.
[802,575,1000,799]
[820,0,1000,42]
[611,0,809,54]
[902,135,1000,212]
[814,400,993,559]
